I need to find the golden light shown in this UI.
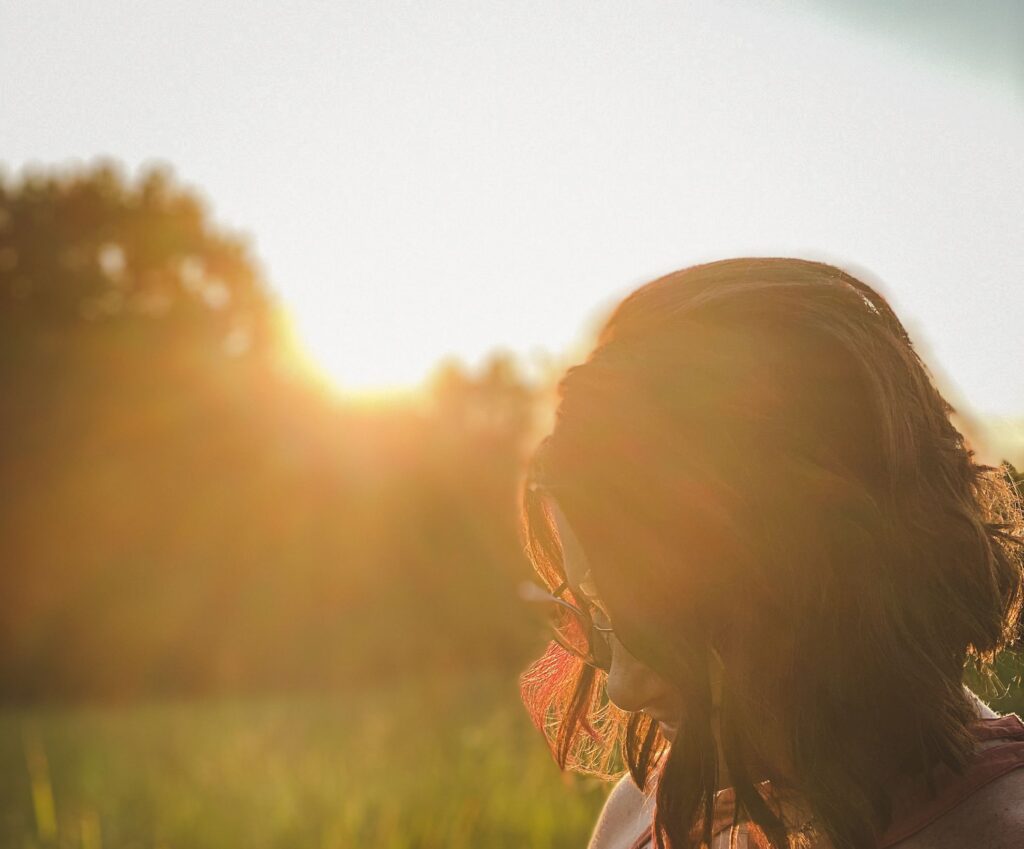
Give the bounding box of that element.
[279,304,430,403]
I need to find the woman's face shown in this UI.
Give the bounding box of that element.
[546,496,684,742]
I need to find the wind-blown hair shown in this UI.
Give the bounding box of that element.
[518,258,1024,849]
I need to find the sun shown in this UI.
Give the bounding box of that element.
[278,305,429,403]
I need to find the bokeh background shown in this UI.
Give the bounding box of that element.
[1,2,1023,848]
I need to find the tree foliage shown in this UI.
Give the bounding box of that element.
[0,163,542,701]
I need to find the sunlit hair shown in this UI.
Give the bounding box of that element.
[518,258,1024,849]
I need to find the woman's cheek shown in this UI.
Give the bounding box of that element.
[603,639,674,715]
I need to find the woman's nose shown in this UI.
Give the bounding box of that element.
[603,635,674,715]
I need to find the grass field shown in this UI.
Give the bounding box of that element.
[0,669,609,849]
[3,661,1022,849]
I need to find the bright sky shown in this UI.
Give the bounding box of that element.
[2,1,1022,456]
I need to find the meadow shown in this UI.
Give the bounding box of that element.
[0,668,609,849]
[4,660,1023,849]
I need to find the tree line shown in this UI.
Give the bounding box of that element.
[0,162,550,701]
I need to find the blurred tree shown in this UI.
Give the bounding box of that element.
[0,161,271,338]
[0,162,543,701]
[0,161,285,500]
[0,162,311,699]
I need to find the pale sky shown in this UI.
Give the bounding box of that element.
[2,1,1022,458]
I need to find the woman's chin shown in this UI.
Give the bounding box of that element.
[659,721,678,742]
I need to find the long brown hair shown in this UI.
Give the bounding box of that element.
[518,258,1024,849]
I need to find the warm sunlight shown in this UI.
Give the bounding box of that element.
[287,303,431,396]
[3,2,1024,847]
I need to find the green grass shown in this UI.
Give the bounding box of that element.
[0,669,609,849]
[4,659,1022,849]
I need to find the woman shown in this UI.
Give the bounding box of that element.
[518,258,1024,849]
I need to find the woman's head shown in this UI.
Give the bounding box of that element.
[519,258,1024,849]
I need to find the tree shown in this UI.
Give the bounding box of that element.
[0,161,293,699]
[0,162,542,700]
[0,160,273,342]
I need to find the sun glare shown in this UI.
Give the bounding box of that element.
[281,306,430,404]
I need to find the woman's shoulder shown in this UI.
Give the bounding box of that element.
[884,701,1024,849]
[891,767,1024,849]
[587,772,656,849]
